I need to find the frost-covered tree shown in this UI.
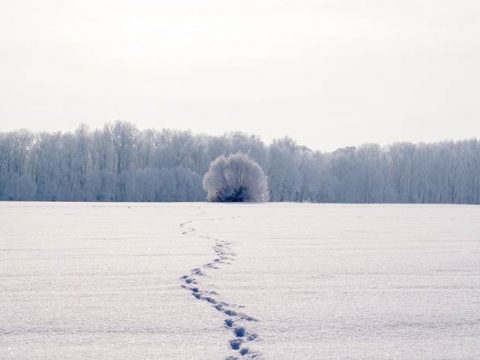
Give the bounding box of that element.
[267,137,301,201]
[203,153,269,202]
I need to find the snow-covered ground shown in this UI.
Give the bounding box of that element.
[1,203,479,359]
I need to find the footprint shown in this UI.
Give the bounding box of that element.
[192,268,205,276]
[234,327,246,338]
[230,339,242,350]
[203,296,217,304]
[224,309,237,316]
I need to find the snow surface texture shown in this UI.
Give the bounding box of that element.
[1,203,480,359]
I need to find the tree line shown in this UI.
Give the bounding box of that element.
[0,121,479,204]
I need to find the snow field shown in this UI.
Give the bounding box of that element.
[1,202,479,359]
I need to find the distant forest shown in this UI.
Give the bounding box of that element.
[1,121,479,204]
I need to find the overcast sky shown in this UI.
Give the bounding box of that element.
[1,1,479,151]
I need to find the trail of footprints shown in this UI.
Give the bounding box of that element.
[179,218,261,359]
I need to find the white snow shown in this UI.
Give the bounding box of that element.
[1,202,479,359]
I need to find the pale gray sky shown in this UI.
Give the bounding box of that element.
[1,0,479,151]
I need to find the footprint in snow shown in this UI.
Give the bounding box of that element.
[179,216,261,358]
